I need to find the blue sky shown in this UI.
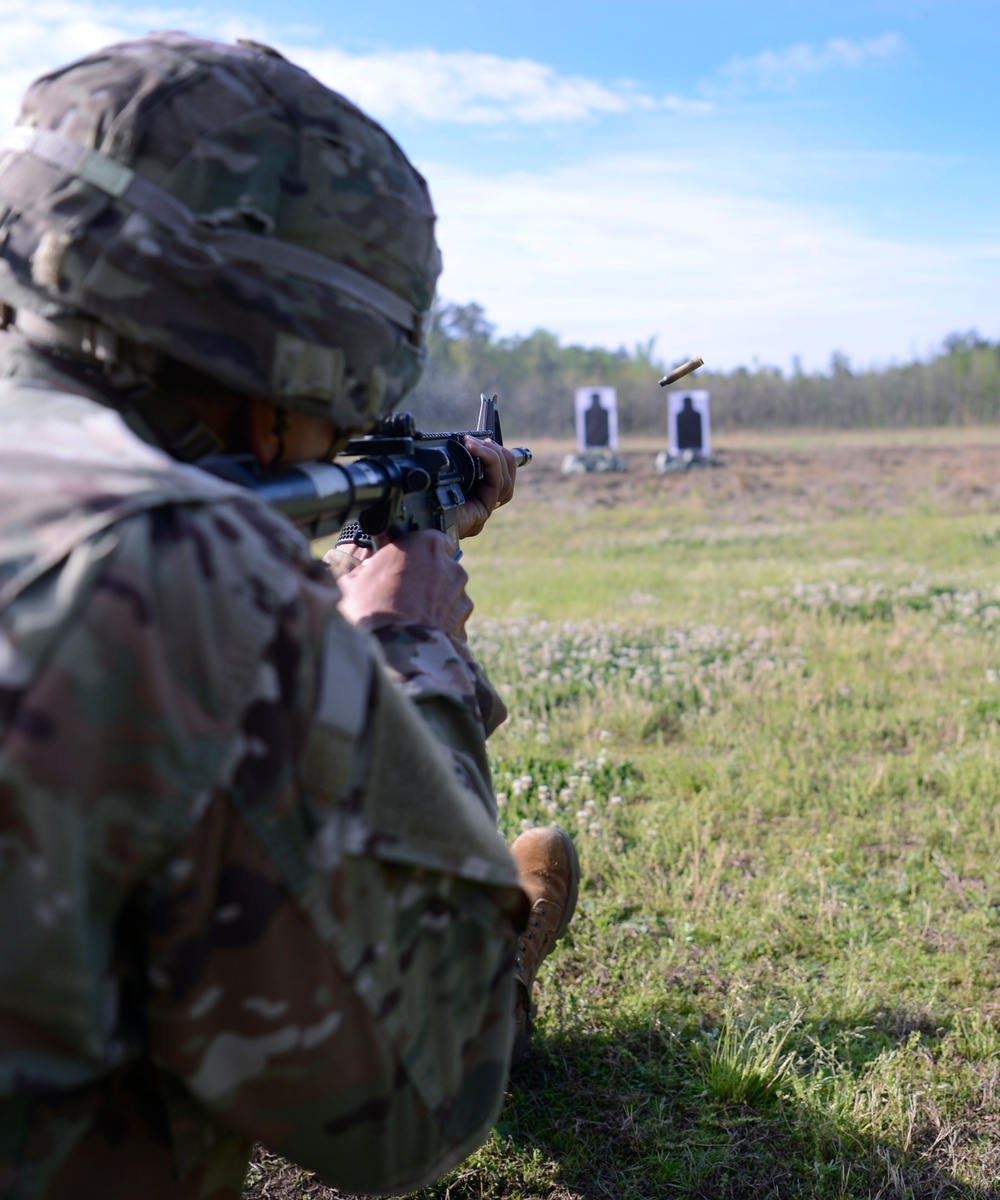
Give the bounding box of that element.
[0,0,997,372]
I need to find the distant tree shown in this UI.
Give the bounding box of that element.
[943,329,990,355]
[403,301,1000,436]
[829,350,852,378]
[434,301,495,345]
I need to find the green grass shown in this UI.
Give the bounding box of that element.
[254,435,1000,1199]
[449,444,1000,1198]
[464,508,1000,625]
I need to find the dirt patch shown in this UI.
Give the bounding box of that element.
[516,437,1000,524]
[244,1147,374,1200]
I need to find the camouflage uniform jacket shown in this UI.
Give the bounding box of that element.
[0,341,524,1199]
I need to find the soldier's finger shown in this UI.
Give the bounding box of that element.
[463,437,514,511]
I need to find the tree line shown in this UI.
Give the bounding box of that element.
[403,302,1000,437]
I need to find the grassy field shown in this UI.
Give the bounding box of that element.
[246,430,1000,1199]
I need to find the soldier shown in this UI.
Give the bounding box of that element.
[0,33,578,1199]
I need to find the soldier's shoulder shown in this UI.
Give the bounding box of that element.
[0,381,338,747]
[0,377,326,606]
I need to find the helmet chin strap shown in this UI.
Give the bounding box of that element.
[11,308,224,461]
[123,386,226,462]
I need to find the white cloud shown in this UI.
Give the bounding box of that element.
[0,0,709,129]
[0,0,156,125]
[426,153,999,371]
[710,33,902,94]
[260,44,711,125]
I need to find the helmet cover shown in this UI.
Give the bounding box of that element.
[0,33,442,428]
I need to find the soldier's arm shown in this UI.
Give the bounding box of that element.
[130,504,524,1192]
[1,496,521,1196]
[144,655,523,1194]
[335,529,509,819]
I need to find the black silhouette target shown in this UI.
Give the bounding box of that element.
[575,387,618,451]
[668,390,711,457]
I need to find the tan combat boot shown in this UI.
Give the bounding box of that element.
[509,825,580,1064]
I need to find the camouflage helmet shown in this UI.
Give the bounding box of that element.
[0,33,442,431]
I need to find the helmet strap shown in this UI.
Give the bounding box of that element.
[124,388,226,462]
[270,407,290,466]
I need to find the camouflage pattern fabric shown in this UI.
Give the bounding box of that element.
[0,340,524,1198]
[0,33,441,429]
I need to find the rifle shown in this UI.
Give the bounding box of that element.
[197,394,530,553]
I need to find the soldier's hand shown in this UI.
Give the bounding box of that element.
[457,437,516,539]
[336,530,473,639]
